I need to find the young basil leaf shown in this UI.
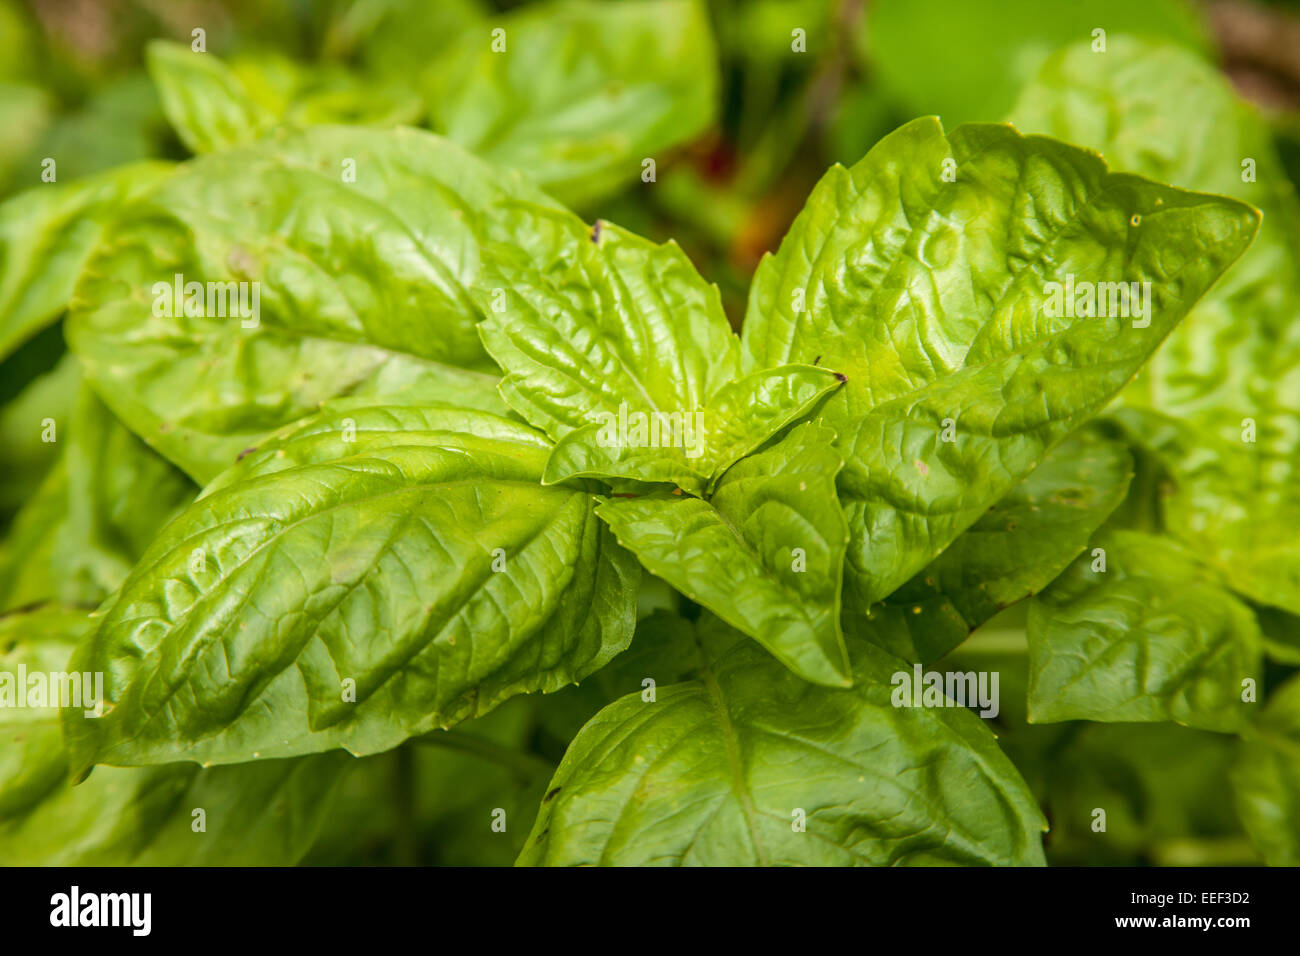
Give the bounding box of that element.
[62,404,638,774]
[425,0,717,206]
[1011,38,1300,618]
[742,116,1259,613]
[596,423,851,687]
[695,365,847,485]
[146,40,276,154]
[852,427,1132,663]
[541,363,844,493]
[0,383,196,612]
[518,614,1046,866]
[477,209,737,486]
[67,126,556,482]
[0,161,170,362]
[478,205,844,493]
[1027,530,1261,732]
[1232,674,1300,866]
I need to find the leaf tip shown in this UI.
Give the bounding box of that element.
[68,758,94,786]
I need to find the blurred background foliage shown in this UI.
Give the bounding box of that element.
[1,0,1298,865]
[5,0,1298,322]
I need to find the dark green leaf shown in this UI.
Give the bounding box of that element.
[1027,531,1261,731]
[852,427,1132,662]
[519,615,1046,865]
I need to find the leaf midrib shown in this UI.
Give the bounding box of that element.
[695,633,770,867]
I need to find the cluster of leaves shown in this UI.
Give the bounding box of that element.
[1,0,1298,866]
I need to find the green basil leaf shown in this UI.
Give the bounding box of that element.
[425,0,718,206]
[1027,530,1261,731]
[63,404,638,774]
[203,402,551,495]
[853,427,1132,662]
[478,205,844,492]
[476,208,739,432]
[0,383,196,612]
[518,614,1046,865]
[541,363,843,492]
[1011,38,1300,617]
[596,423,851,687]
[67,125,557,482]
[1232,674,1300,866]
[696,365,846,482]
[480,210,732,490]
[742,116,1259,612]
[146,40,276,154]
[0,161,170,362]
